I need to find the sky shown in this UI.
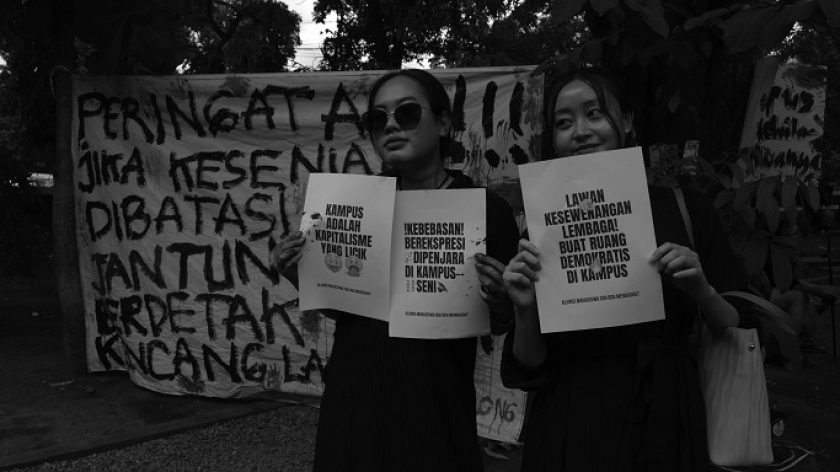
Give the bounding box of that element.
[283,0,335,69]
[284,0,427,69]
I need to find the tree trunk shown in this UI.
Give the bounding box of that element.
[53,0,86,378]
[368,0,397,69]
[699,49,762,160]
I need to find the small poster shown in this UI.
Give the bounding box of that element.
[519,147,665,333]
[389,189,489,338]
[298,173,397,321]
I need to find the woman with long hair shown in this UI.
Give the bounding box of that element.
[271,69,519,472]
[501,66,746,471]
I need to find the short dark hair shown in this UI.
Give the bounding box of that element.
[366,69,452,158]
[545,66,636,155]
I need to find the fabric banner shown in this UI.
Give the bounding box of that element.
[297,173,396,320]
[72,67,541,441]
[519,147,665,333]
[474,334,527,444]
[739,57,827,182]
[390,189,488,339]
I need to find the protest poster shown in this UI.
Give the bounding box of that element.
[297,173,396,320]
[519,147,665,333]
[740,57,827,182]
[70,65,541,443]
[389,189,488,338]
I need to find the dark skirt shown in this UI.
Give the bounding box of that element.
[313,315,484,472]
[504,324,710,472]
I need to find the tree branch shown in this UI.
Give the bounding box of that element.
[203,0,227,38]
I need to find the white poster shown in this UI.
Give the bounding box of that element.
[297,173,396,320]
[389,189,488,338]
[519,147,665,333]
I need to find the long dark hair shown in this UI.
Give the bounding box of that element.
[545,67,636,155]
[366,69,452,158]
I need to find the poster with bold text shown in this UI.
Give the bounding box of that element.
[298,173,395,320]
[389,189,487,338]
[71,66,540,433]
[519,147,665,333]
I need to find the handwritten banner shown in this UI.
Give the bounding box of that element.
[474,334,526,443]
[71,68,541,442]
[390,189,488,338]
[519,148,665,333]
[740,57,827,182]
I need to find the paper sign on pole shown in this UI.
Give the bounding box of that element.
[519,147,665,333]
[298,173,396,320]
[389,189,488,339]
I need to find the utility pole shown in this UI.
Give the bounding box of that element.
[52,0,86,378]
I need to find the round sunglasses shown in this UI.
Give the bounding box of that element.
[361,103,433,135]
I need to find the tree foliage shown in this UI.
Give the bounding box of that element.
[649,148,818,294]
[545,0,839,157]
[564,0,840,293]
[4,0,302,76]
[70,0,191,74]
[313,0,520,70]
[437,0,591,68]
[0,1,56,167]
[179,0,302,74]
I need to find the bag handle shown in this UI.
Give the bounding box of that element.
[719,291,797,336]
[673,186,694,248]
[671,188,797,336]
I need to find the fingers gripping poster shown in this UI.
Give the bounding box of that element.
[390,189,488,339]
[297,173,396,320]
[71,66,541,433]
[519,147,665,333]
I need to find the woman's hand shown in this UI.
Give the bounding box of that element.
[649,242,714,302]
[270,231,306,286]
[475,253,511,306]
[475,253,514,332]
[503,239,541,309]
[505,240,546,367]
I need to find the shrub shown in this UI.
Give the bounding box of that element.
[0,140,51,282]
[648,146,821,296]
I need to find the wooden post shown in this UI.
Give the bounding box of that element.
[52,0,86,378]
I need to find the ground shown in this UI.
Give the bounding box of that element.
[0,272,300,470]
[1,233,840,471]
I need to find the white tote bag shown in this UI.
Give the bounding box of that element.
[673,188,796,466]
[699,323,773,466]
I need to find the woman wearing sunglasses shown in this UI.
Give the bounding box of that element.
[271,69,519,472]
